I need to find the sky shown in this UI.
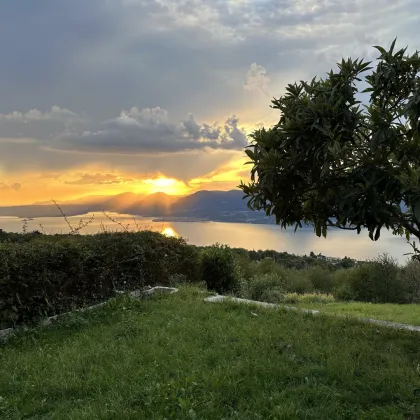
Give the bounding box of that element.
[0,0,419,205]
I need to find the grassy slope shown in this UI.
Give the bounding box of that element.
[1,287,420,420]
[297,302,420,326]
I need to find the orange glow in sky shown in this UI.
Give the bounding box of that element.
[139,177,191,196]
[0,156,251,206]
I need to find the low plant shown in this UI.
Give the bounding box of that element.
[240,272,285,303]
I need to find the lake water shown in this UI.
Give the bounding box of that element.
[0,213,413,264]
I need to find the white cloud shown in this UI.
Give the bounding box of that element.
[0,106,83,125]
[244,63,270,95]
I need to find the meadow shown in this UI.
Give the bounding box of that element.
[2,286,420,420]
[2,230,420,418]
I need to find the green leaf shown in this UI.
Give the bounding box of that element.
[245,149,255,160]
[389,38,397,55]
[373,45,387,56]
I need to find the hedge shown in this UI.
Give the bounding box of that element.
[0,231,200,328]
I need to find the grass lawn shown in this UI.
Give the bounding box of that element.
[297,301,420,326]
[2,286,420,419]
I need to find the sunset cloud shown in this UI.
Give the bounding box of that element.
[0,182,22,191]
[65,173,136,186]
[51,108,248,154]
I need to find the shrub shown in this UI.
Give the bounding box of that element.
[168,273,188,287]
[240,273,285,303]
[349,254,406,303]
[333,281,354,301]
[399,260,420,303]
[0,231,201,328]
[201,245,241,294]
[283,270,314,294]
[254,258,284,276]
[331,269,354,301]
[306,267,333,293]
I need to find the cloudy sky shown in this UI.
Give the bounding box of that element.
[0,0,419,205]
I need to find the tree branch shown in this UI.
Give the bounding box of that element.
[326,219,359,230]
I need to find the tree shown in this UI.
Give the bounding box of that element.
[240,40,420,259]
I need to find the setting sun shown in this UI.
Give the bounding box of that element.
[141,177,190,196]
[161,227,178,237]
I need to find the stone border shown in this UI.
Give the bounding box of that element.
[204,294,420,333]
[0,286,178,343]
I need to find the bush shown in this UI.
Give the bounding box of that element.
[349,254,406,303]
[0,231,200,328]
[399,260,420,303]
[254,258,284,276]
[331,269,354,301]
[283,270,314,294]
[333,281,354,301]
[201,245,241,294]
[306,267,333,293]
[240,273,285,303]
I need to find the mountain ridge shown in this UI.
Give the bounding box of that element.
[0,190,274,224]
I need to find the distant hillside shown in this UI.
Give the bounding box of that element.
[0,189,274,224]
[128,192,177,216]
[171,190,245,216]
[1,192,410,226]
[103,192,143,212]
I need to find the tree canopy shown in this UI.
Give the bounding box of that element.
[240,40,420,257]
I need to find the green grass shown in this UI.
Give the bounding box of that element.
[2,286,420,419]
[297,301,420,326]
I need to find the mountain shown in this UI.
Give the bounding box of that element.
[0,204,96,219]
[102,192,143,212]
[128,192,176,216]
[34,195,111,206]
[0,189,276,224]
[171,190,245,216]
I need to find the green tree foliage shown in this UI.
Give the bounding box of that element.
[240,40,420,257]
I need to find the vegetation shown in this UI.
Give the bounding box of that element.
[1,224,420,329]
[0,226,364,328]
[2,287,420,419]
[201,244,241,294]
[235,252,420,306]
[240,40,420,259]
[0,231,199,329]
[297,301,420,327]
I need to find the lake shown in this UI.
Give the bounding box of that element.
[0,212,413,264]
